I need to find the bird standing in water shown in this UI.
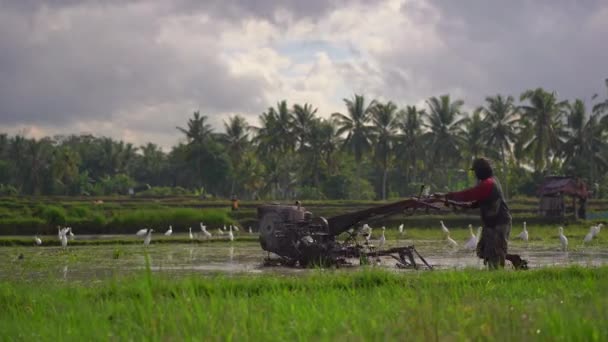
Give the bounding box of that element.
[378,227,386,248]
[464,224,477,250]
[440,221,450,235]
[518,222,529,242]
[228,225,234,242]
[144,228,154,246]
[558,227,568,251]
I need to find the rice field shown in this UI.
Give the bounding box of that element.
[1,264,607,341]
[1,197,607,340]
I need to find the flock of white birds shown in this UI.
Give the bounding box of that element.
[359,220,604,253]
[132,223,254,246]
[35,221,604,252]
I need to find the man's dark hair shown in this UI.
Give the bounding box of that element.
[471,157,493,180]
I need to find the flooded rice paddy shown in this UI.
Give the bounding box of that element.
[2,234,608,282]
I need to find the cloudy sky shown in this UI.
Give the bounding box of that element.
[1,0,607,149]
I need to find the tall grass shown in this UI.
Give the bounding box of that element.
[0,266,606,340]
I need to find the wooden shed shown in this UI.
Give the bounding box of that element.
[536,176,589,219]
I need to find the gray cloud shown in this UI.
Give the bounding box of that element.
[1,0,607,148]
[0,2,267,128]
[380,0,608,107]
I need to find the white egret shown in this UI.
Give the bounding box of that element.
[223,225,227,231]
[591,223,603,238]
[558,227,568,251]
[233,225,240,232]
[202,227,212,238]
[144,228,154,246]
[440,220,450,235]
[60,230,68,248]
[518,222,529,242]
[200,222,207,233]
[398,223,404,235]
[189,227,194,240]
[68,227,75,240]
[228,225,234,242]
[583,227,594,243]
[445,232,458,247]
[57,226,62,241]
[248,226,253,234]
[464,225,477,250]
[217,228,224,236]
[34,235,42,246]
[136,228,148,237]
[165,225,173,236]
[378,227,386,248]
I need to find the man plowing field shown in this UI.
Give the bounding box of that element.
[434,157,527,270]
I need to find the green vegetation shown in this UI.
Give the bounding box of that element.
[0,266,606,340]
[0,198,235,235]
[1,196,607,235]
[1,85,608,201]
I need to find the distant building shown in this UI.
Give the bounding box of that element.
[536,176,589,219]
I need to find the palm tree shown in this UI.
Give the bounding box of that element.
[332,94,376,198]
[274,101,295,152]
[519,88,569,172]
[221,115,250,193]
[318,118,341,176]
[422,95,466,185]
[462,108,487,162]
[395,106,425,185]
[481,94,519,197]
[300,118,327,187]
[371,101,399,200]
[292,103,318,150]
[562,99,608,185]
[592,78,608,116]
[176,111,214,188]
[176,111,213,144]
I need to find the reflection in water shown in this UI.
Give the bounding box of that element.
[2,240,608,282]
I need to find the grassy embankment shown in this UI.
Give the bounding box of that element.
[1,265,606,340]
[0,196,606,238]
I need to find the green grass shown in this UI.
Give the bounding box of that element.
[0,266,607,340]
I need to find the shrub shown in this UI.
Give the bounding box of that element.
[296,186,326,200]
[39,205,67,226]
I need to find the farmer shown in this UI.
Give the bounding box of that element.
[231,194,239,211]
[435,157,512,269]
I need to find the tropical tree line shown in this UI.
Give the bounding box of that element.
[1,83,608,200]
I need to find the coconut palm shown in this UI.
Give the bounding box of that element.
[176,111,213,145]
[176,111,215,188]
[462,108,487,162]
[481,94,520,197]
[592,78,608,116]
[292,103,318,150]
[332,94,376,198]
[371,101,399,200]
[221,115,250,193]
[562,99,608,184]
[519,88,569,172]
[395,106,425,184]
[422,95,466,181]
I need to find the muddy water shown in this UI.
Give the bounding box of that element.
[1,239,608,282]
